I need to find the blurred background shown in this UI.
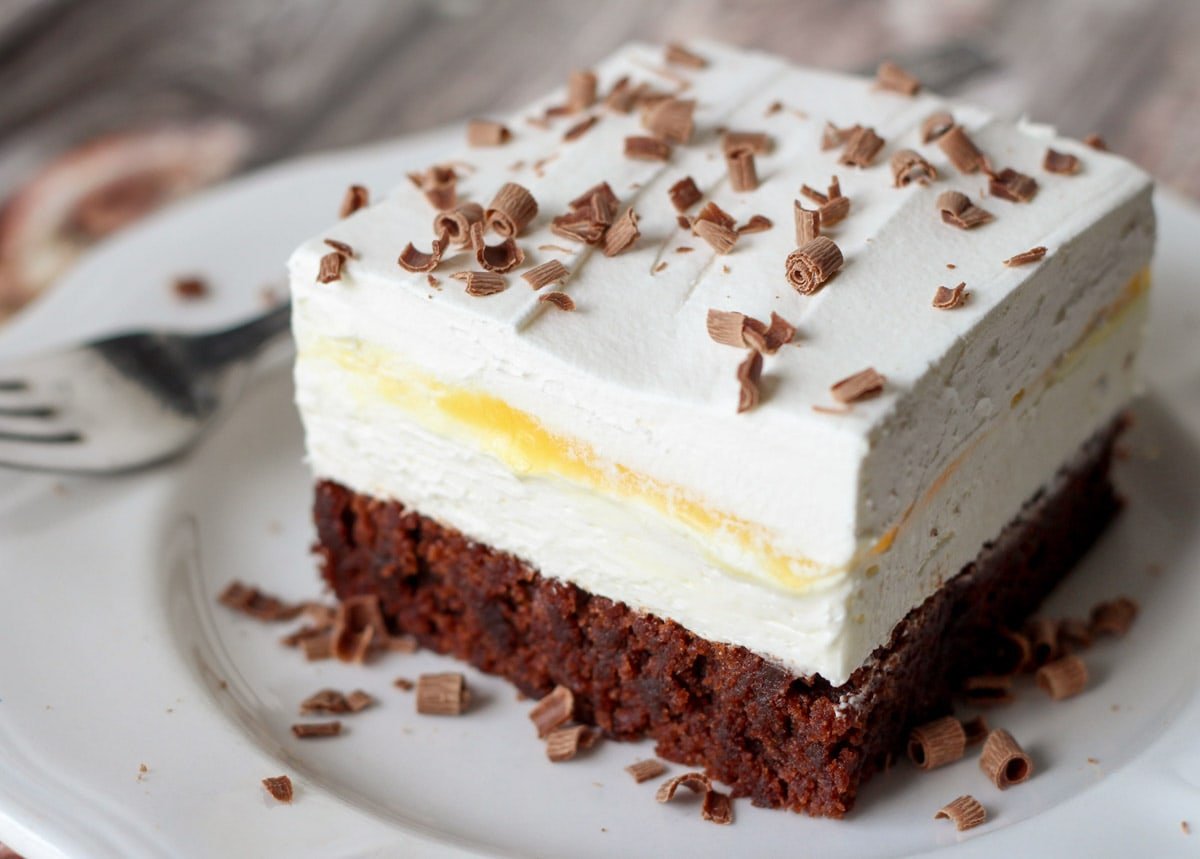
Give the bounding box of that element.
[1,0,1197,323]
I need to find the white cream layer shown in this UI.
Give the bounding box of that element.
[289,41,1155,684]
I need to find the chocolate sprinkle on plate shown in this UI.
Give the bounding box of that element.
[935,795,987,831]
[291,721,342,739]
[416,672,469,715]
[262,775,293,803]
[173,275,209,299]
[546,725,593,762]
[626,759,668,783]
[979,729,1033,789]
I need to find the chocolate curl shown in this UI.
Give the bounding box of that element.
[486,182,539,238]
[785,236,843,295]
[433,203,485,248]
[470,222,524,272]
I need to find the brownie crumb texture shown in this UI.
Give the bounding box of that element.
[312,419,1124,817]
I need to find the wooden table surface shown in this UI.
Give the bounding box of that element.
[1,0,1197,318]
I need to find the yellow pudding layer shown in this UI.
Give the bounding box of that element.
[306,269,1149,593]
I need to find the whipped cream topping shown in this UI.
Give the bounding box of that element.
[290,41,1155,684]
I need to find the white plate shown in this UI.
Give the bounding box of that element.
[1,131,1199,859]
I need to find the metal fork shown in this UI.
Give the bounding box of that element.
[0,303,291,472]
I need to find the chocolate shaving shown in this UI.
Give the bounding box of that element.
[839,126,885,168]
[1090,596,1138,637]
[736,351,763,414]
[567,69,597,113]
[907,716,966,770]
[821,121,853,151]
[1025,617,1059,667]
[765,100,783,116]
[932,282,968,309]
[891,149,938,187]
[676,245,694,253]
[281,623,331,649]
[988,167,1039,203]
[794,202,821,244]
[173,276,209,300]
[529,685,575,737]
[603,208,640,257]
[875,61,921,95]
[1083,133,1108,151]
[218,581,305,622]
[702,790,733,825]
[979,729,1033,789]
[819,195,850,227]
[538,291,576,311]
[938,125,987,173]
[676,214,692,230]
[626,759,668,783]
[935,795,986,831]
[655,772,711,803]
[323,238,354,258]
[406,165,457,210]
[706,310,750,347]
[486,182,539,238]
[339,185,369,218]
[467,119,512,147]
[563,115,599,142]
[521,259,570,290]
[722,131,772,154]
[643,97,695,145]
[1044,148,1081,175]
[725,147,759,192]
[668,176,702,212]
[317,252,345,284]
[997,628,1033,675]
[786,236,843,295]
[457,271,507,296]
[393,677,414,691]
[693,201,736,231]
[262,775,293,803]
[470,222,524,272]
[570,182,620,221]
[960,673,1014,706]
[624,135,672,161]
[800,184,828,206]
[291,721,342,739]
[300,689,352,715]
[921,111,954,144]
[397,236,447,273]
[736,214,773,235]
[301,632,333,661]
[693,219,738,254]
[831,367,885,404]
[938,190,994,229]
[332,595,389,663]
[546,725,592,762]
[1004,246,1048,267]
[434,202,485,248]
[416,672,468,715]
[762,312,796,352]
[664,43,707,68]
[604,77,637,113]
[1036,654,1089,700]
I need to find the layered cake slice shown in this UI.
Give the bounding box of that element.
[288,41,1154,817]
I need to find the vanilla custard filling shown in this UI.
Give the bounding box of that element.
[301,268,1148,597]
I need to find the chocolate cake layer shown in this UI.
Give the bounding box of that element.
[312,417,1124,817]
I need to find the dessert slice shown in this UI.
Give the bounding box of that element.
[289,41,1154,817]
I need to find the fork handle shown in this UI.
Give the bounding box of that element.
[186,302,292,369]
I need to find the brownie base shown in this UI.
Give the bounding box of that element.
[312,417,1124,818]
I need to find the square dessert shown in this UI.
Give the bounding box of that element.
[288,41,1154,816]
